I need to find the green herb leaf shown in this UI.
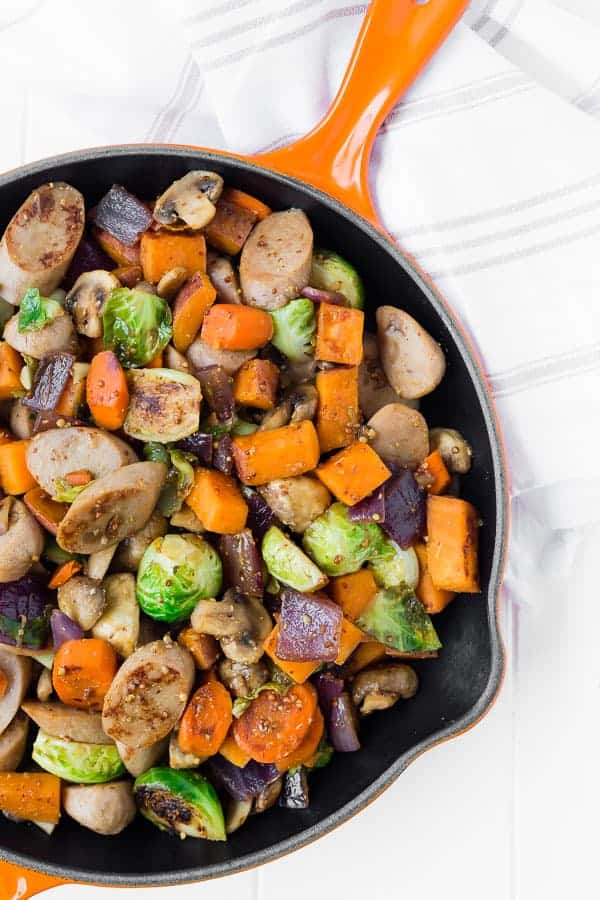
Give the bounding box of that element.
[18,288,62,333]
[232,680,290,719]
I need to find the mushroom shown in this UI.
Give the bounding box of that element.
[191,589,272,664]
[65,270,120,338]
[0,712,29,771]
[217,658,270,698]
[164,344,190,374]
[253,778,283,814]
[207,254,241,304]
[36,667,53,702]
[367,402,429,470]
[116,737,169,777]
[0,499,44,583]
[429,427,472,475]
[351,664,418,716]
[187,335,256,376]
[258,475,330,533]
[92,573,140,658]
[113,510,167,573]
[169,505,205,533]
[156,267,188,300]
[259,383,318,431]
[0,650,32,735]
[376,306,446,399]
[58,576,106,631]
[153,171,224,231]
[0,496,12,536]
[63,782,136,835]
[9,399,35,440]
[169,730,204,770]
[85,545,117,581]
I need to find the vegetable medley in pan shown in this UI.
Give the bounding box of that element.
[0,174,479,840]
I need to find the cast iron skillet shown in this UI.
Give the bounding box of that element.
[0,1,508,894]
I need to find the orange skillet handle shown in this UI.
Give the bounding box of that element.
[0,861,67,899]
[256,0,469,227]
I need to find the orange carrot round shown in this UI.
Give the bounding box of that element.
[48,559,82,589]
[178,681,232,758]
[172,272,217,353]
[275,705,324,772]
[222,187,271,221]
[86,351,129,431]
[233,683,317,763]
[52,638,118,711]
[200,304,273,351]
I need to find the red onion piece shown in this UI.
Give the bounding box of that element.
[0,576,53,649]
[329,692,360,752]
[205,756,280,801]
[176,431,213,466]
[23,353,75,412]
[94,185,152,246]
[50,609,83,649]
[33,411,83,433]
[276,589,342,662]
[213,434,234,475]
[347,486,385,523]
[62,234,114,290]
[315,671,344,718]
[382,470,426,549]
[243,489,277,541]
[195,366,234,423]
[301,286,349,306]
[219,530,264,597]
[279,767,310,808]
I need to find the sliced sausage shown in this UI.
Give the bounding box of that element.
[116,736,169,777]
[187,335,255,376]
[113,511,167,573]
[258,476,331,533]
[21,700,112,745]
[56,461,167,554]
[376,306,446,399]
[0,499,44,582]
[9,399,35,440]
[26,426,138,498]
[0,651,32,736]
[207,254,242,304]
[58,576,106,631]
[102,639,194,749]
[4,309,79,360]
[65,270,119,338]
[368,403,429,470]
[240,209,313,310]
[0,712,29,771]
[0,183,85,305]
[63,782,136,835]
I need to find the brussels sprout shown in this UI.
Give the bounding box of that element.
[32,729,126,783]
[136,533,223,623]
[369,537,419,589]
[18,288,62,332]
[262,526,328,592]
[144,445,195,515]
[269,298,315,362]
[52,477,91,503]
[310,249,365,310]
[124,368,201,443]
[302,503,384,577]
[102,287,172,367]
[357,587,441,653]
[134,767,226,841]
[231,418,259,436]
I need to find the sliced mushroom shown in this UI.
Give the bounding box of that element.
[240,209,313,310]
[351,664,418,716]
[113,510,167,572]
[217,658,270,698]
[376,306,445,399]
[56,461,167,554]
[191,590,272,664]
[65,270,119,337]
[102,638,194,748]
[0,496,11,536]
[358,332,418,419]
[21,700,112,744]
[0,499,44,583]
[258,476,330,533]
[283,356,317,387]
[85,544,117,581]
[207,254,241,304]
[116,737,169,777]
[368,403,429,470]
[4,308,79,360]
[0,650,31,736]
[429,427,472,475]
[169,505,205,533]
[187,335,256,376]
[36,668,53,702]
[92,573,139,658]
[58,576,106,631]
[259,399,292,431]
[9,399,35,440]
[253,778,282,814]
[63,782,136,835]
[169,730,204,770]
[156,267,188,300]
[0,712,29,771]
[154,171,224,230]
[259,383,318,432]
[163,344,190,374]
[26,426,137,498]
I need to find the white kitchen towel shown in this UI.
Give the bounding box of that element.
[0,0,599,594]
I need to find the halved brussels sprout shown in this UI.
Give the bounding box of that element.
[124,368,202,443]
[136,533,223,623]
[310,249,365,309]
[262,526,328,592]
[102,287,172,367]
[369,537,419,589]
[134,767,226,840]
[269,298,315,362]
[357,587,441,653]
[32,729,126,783]
[144,445,196,515]
[302,502,384,577]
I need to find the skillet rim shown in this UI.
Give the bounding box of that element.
[0,144,508,886]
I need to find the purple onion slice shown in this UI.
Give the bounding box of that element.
[329,692,360,752]
[219,530,264,597]
[347,486,385,523]
[382,470,426,549]
[94,184,152,246]
[24,353,74,412]
[205,755,281,801]
[276,589,342,662]
[50,609,83,650]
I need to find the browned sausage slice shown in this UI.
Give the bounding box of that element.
[4,309,78,359]
[0,499,44,583]
[0,183,85,305]
[56,461,167,554]
[21,701,112,745]
[240,209,313,310]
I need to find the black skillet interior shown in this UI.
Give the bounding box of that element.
[0,147,507,886]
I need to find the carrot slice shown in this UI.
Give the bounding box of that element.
[146,350,164,369]
[0,670,8,699]
[316,441,391,505]
[48,559,82,589]
[335,618,364,665]
[64,469,93,487]
[330,569,378,622]
[263,625,320,684]
[233,683,317,763]
[201,304,273,351]
[219,730,251,768]
[315,302,364,366]
[222,188,271,221]
[0,343,24,400]
[315,366,359,453]
[232,420,320,486]
[172,272,217,353]
[178,681,233,758]
[0,773,61,824]
[414,541,455,614]
[52,638,118,711]
[86,351,129,431]
[24,487,68,535]
[416,450,451,495]
[233,358,279,409]
[343,641,387,676]
[0,440,36,495]
[185,468,248,534]
[426,495,480,593]
[140,231,206,283]
[275,706,324,772]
